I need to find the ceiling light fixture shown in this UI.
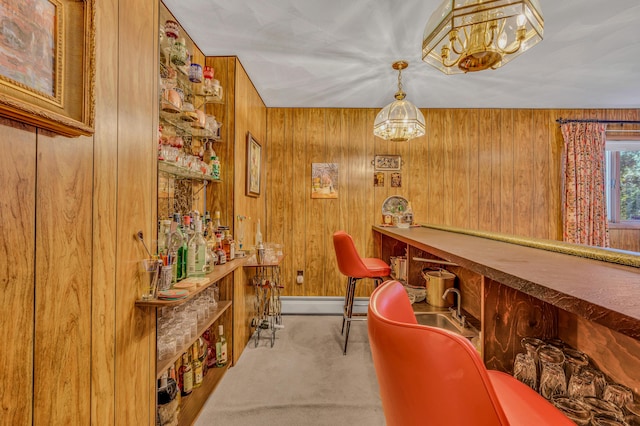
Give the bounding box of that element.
[373,61,426,142]
[422,0,544,74]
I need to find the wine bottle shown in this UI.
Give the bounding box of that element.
[215,325,228,367]
[178,352,193,396]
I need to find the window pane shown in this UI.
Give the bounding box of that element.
[620,151,640,220]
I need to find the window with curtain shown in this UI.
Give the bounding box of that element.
[605,140,640,223]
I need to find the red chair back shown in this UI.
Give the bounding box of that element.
[332,231,373,279]
[368,280,509,426]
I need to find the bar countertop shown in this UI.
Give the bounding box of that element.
[373,225,640,340]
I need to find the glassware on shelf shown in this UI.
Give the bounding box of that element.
[568,368,597,399]
[170,38,188,67]
[563,348,589,384]
[513,352,538,391]
[140,259,162,300]
[189,63,203,83]
[537,344,567,400]
[603,384,634,410]
[583,397,626,422]
[551,396,592,426]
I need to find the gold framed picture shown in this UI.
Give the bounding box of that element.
[373,155,401,171]
[246,132,262,197]
[0,0,95,137]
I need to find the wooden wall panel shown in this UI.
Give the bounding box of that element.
[92,0,119,423]
[305,109,326,296]
[115,0,158,423]
[228,59,267,359]
[0,119,36,426]
[324,109,348,297]
[483,278,557,372]
[34,133,93,425]
[266,108,640,298]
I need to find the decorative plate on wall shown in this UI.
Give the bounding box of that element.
[382,195,408,215]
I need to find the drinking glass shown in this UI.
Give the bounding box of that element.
[624,401,640,426]
[583,397,626,421]
[568,368,597,399]
[140,259,161,300]
[592,413,631,425]
[563,348,589,384]
[538,345,566,399]
[513,352,538,391]
[551,396,592,426]
[604,384,634,410]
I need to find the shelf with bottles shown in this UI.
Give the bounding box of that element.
[159,110,222,142]
[158,159,222,183]
[135,258,245,308]
[176,362,229,425]
[156,298,232,377]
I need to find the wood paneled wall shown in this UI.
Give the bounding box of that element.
[0,0,159,424]
[266,108,640,298]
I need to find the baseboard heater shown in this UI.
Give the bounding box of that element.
[280,296,369,315]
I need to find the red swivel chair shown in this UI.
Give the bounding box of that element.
[333,230,391,355]
[368,280,574,426]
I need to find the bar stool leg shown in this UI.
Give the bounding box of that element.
[343,276,358,355]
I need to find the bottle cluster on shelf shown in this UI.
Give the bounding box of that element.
[156,210,236,292]
[157,312,228,425]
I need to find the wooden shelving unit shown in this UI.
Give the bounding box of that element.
[177,363,230,425]
[156,300,232,378]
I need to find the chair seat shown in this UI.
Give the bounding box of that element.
[488,371,574,425]
[361,258,391,278]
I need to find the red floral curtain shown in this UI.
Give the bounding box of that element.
[561,122,609,247]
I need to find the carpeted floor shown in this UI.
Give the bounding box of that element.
[194,315,386,426]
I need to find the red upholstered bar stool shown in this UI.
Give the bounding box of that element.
[368,280,574,426]
[332,230,391,355]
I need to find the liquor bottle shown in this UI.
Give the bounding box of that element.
[187,216,207,277]
[222,230,234,260]
[215,324,228,367]
[178,352,193,396]
[192,343,203,388]
[171,214,188,281]
[167,215,185,283]
[205,327,217,369]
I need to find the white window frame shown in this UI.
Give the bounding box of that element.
[606,140,640,224]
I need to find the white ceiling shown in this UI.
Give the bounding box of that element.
[163,0,640,109]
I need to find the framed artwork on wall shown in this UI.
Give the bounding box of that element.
[311,163,338,199]
[0,0,95,137]
[373,155,401,171]
[246,132,262,197]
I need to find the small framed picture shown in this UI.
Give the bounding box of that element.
[246,132,262,197]
[373,155,401,171]
[374,172,385,187]
[391,172,402,188]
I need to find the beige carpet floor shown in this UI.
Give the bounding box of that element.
[194,315,385,426]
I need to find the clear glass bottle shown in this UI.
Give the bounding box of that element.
[215,324,228,367]
[187,217,207,277]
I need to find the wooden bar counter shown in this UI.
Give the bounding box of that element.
[373,225,640,395]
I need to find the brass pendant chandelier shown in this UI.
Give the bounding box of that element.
[422,0,544,74]
[373,61,426,142]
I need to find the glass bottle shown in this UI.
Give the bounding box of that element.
[187,217,207,277]
[192,343,203,388]
[178,352,193,396]
[170,213,187,282]
[215,324,228,367]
